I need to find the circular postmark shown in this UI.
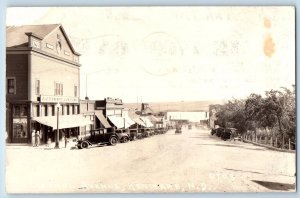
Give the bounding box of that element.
[141,32,183,76]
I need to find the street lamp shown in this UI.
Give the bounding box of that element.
[55,102,61,149]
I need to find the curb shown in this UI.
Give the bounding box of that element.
[242,139,296,153]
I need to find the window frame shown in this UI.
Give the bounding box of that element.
[35,79,40,95]
[6,77,16,95]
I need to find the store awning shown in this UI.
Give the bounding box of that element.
[140,117,154,128]
[108,115,133,129]
[128,111,146,127]
[149,115,160,123]
[95,111,111,128]
[32,114,93,129]
[122,115,135,126]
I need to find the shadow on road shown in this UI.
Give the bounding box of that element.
[224,168,264,175]
[196,143,267,151]
[251,180,295,191]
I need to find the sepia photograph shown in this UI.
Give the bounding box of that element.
[5,6,296,193]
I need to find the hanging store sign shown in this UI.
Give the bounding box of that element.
[39,95,79,103]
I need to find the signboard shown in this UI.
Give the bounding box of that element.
[39,95,79,103]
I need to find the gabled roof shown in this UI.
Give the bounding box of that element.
[6,24,80,55]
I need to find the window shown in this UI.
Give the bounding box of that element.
[74,85,78,97]
[54,82,63,96]
[7,77,16,94]
[35,79,40,95]
[67,105,70,115]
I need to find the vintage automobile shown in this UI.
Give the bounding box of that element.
[141,128,150,138]
[129,129,139,141]
[216,127,225,137]
[115,129,130,143]
[221,128,237,141]
[175,125,182,134]
[211,128,217,135]
[149,128,155,136]
[76,129,118,149]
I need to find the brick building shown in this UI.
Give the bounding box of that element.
[6,24,91,144]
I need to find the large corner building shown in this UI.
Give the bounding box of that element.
[5,24,90,144]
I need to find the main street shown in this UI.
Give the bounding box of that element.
[6,127,295,193]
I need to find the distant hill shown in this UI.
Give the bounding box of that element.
[124,100,226,112]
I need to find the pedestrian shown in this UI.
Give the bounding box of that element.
[64,131,68,148]
[32,130,36,147]
[35,131,39,147]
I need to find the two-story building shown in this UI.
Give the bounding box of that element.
[6,24,92,144]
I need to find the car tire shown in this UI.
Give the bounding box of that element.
[81,141,89,149]
[109,137,118,146]
[77,145,82,149]
[123,137,129,143]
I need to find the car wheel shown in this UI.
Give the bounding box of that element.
[81,141,89,149]
[123,137,129,143]
[109,137,118,146]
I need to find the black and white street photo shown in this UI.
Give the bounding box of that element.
[5,6,296,193]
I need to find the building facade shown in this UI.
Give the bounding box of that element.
[6,24,84,144]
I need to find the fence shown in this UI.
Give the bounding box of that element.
[242,134,295,151]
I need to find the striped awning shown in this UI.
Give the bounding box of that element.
[32,114,93,129]
[95,111,111,128]
[140,117,154,127]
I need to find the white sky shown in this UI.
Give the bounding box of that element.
[6,7,295,102]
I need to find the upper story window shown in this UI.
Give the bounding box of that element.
[13,105,27,117]
[54,82,63,96]
[74,85,78,97]
[35,79,40,95]
[7,77,16,94]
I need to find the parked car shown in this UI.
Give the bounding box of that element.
[175,125,182,134]
[76,129,118,149]
[115,129,130,143]
[188,125,192,129]
[141,128,150,138]
[129,129,138,141]
[211,128,217,135]
[220,128,232,140]
[216,127,225,137]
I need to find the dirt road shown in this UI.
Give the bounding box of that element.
[6,127,296,193]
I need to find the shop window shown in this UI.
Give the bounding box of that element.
[35,79,40,95]
[80,126,86,136]
[7,77,16,94]
[72,105,75,114]
[67,105,70,115]
[13,118,27,138]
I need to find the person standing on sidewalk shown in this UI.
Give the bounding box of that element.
[34,131,39,147]
[64,131,68,148]
[32,130,36,147]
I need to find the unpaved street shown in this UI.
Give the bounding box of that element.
[6,127,296,193]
